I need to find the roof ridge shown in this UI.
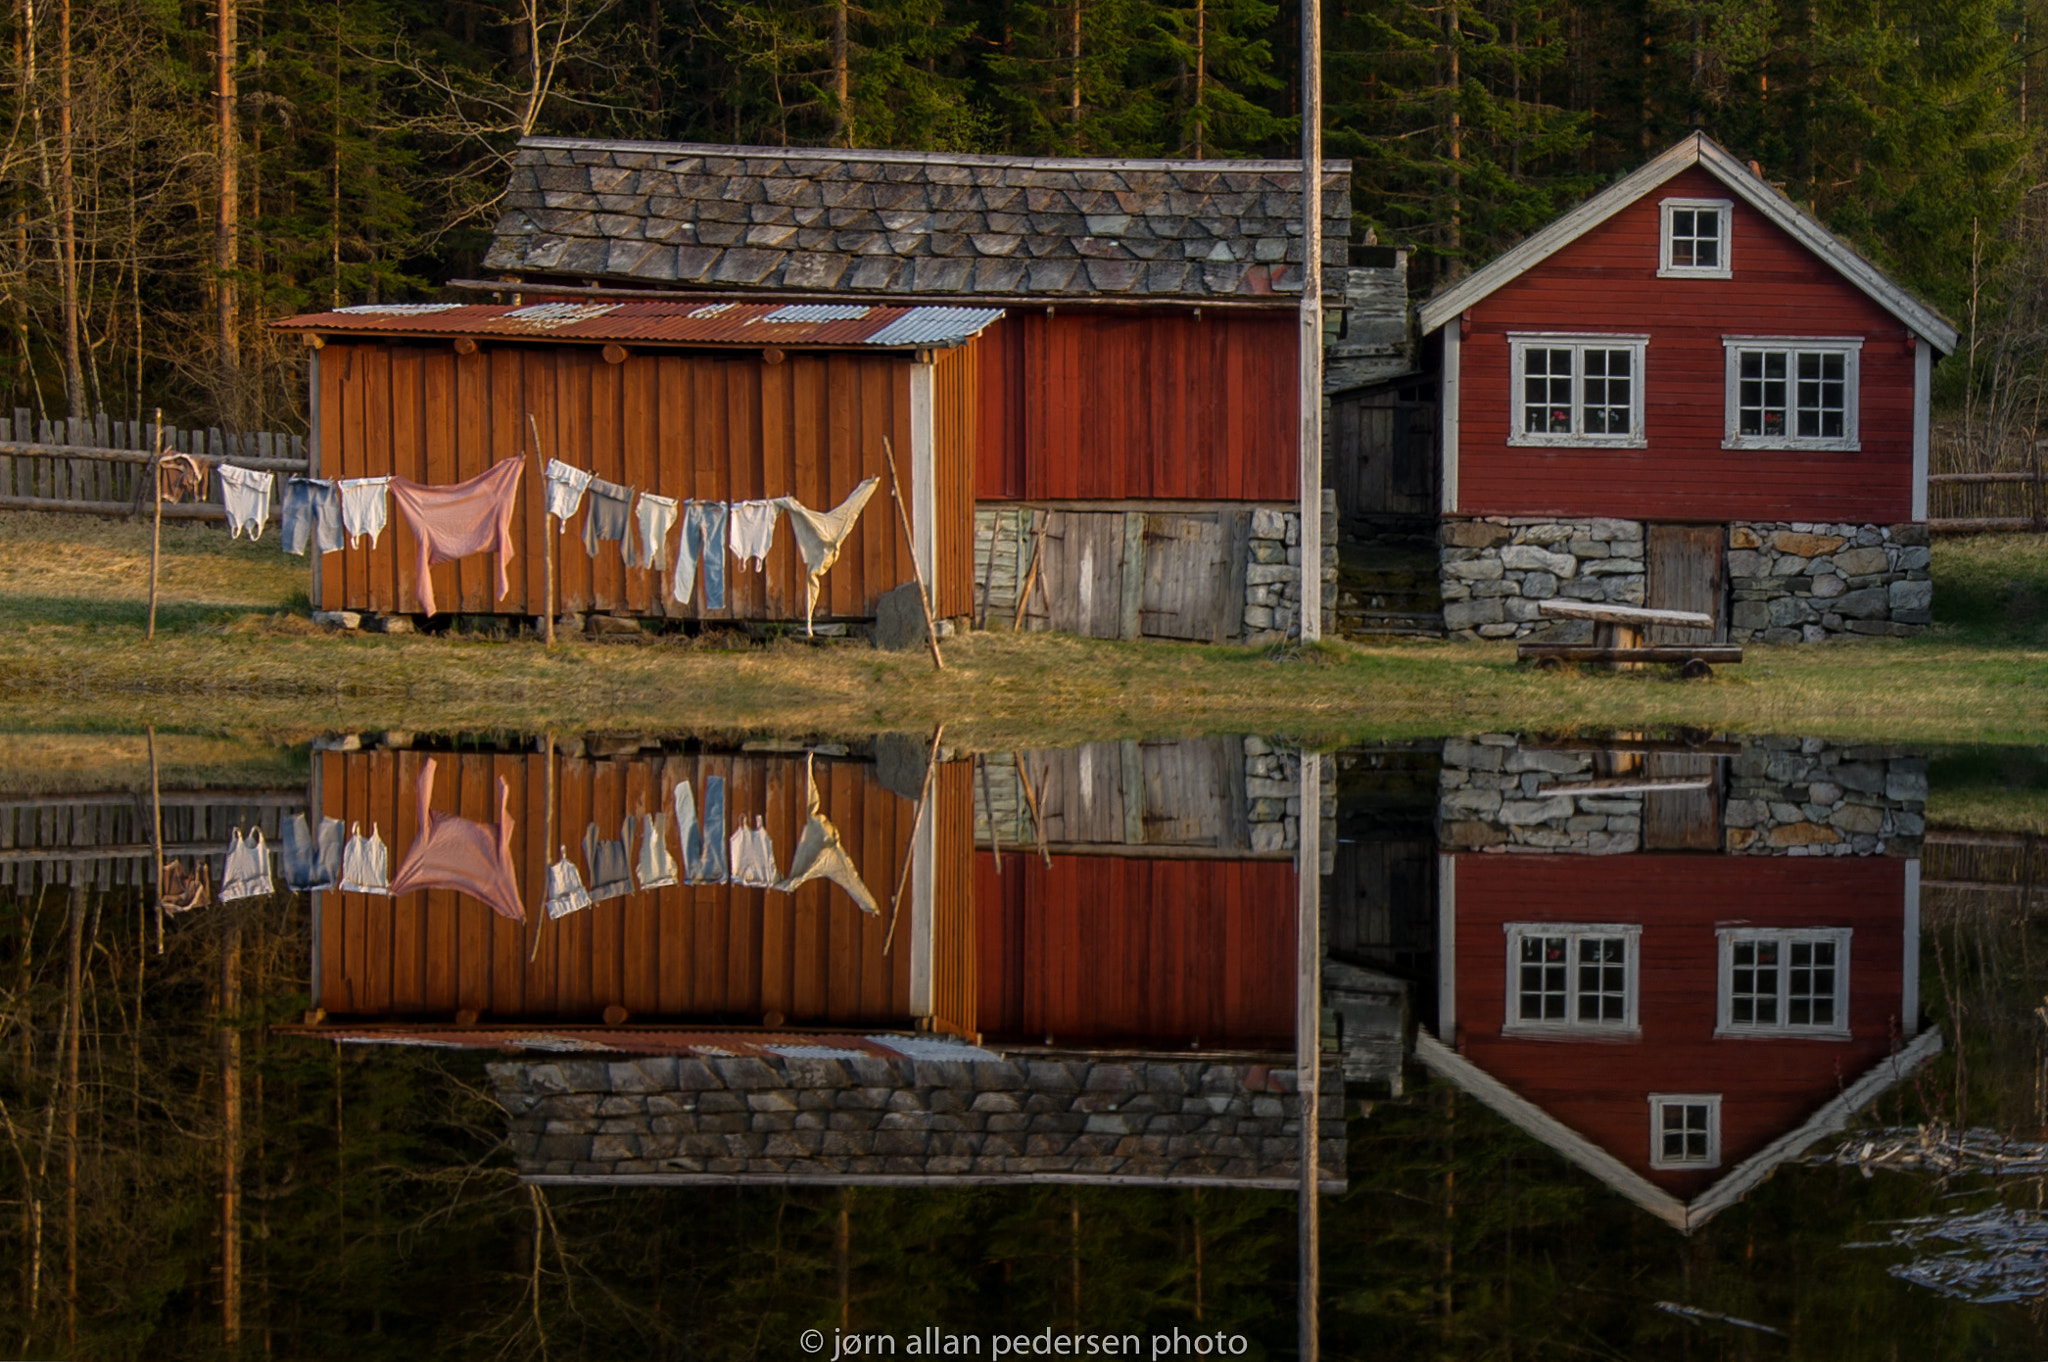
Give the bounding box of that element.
[515,135,1353,175]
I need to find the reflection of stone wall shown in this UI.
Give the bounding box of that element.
[1438,518,1644,641]
[1728,523,1931,643]
[1438,736,1642,853]
[1725,738,1926,856]
[493,1054,1345,1186]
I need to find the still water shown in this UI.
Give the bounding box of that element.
[2,728,2044,1358]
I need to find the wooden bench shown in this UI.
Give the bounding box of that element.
[1517,600,1742,677]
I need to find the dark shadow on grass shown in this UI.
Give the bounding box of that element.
[0,594,280,632]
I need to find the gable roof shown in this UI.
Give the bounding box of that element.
[1415,1027,1945,1233]
[1416,133,1959,353]
[483,138,1352,303]
[273,300,1006,351]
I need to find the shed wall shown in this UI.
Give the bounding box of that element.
[1456,166,1918,523]
[315,342,972,619]
[975,309,1300,501]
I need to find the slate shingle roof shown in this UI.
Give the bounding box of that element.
[485,138,1353,302]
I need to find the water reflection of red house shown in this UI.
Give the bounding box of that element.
[1424,851,1939,1231]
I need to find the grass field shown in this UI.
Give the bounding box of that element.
[0,512,2043,746]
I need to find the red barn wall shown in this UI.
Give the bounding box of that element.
[1456,166,1920,523]
[974,853,1297,1048]
[975,309,1300,501]
[1451,853,1909,1197]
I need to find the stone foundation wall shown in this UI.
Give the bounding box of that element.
[1439,518,1644,641]
[1727,523,1931,643]
[1439,517,1932,643]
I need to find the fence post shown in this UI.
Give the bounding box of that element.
[147,409,163,641]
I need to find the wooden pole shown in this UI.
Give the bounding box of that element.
[1013,511,1047,631]
[220,901,242,1347]
[532,732,555,963]
[884,724,943,956]
[64,885,80,1348]
[146,408,162,640]
[1297,0,1324,646]
[979,755,1003,875]
[880,437,944,671]
[1296,748,1322,1362]
[1014,751,1053,867]
[527,415,555,646]
[148,725,164,954]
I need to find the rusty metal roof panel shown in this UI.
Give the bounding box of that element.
[272,300,1005,349]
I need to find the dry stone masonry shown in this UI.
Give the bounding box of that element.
[491,1052,1346,1186]
[1438,518,1644,641]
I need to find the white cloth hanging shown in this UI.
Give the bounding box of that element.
[338,476,391,549]
[728,499,778,571]
[776,478,880,633]
[636,812,678,890]
[773,755,879,914]
[728,817,779,888]
[633,492,680,571]
[543,459,592,520]
[544,848,592,919]
[217,464,277,541]
[220,828,274,902]
[339,824,390,894]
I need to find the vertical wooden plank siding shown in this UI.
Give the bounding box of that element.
[1458,166,1919,523]
[319,342,964,620]
[314,748,955,1026]
[973,854,1296,1048]
[930,344,980,619]
[974,310,1300,502]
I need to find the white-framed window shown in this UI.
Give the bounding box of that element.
[1508,334,1649,448]
[1502,922,1641,1036]
[1715,927,1852,1038]
[1648,1094,1722,1169]
[1658,198,1733,278]
[1722,337,1862,451]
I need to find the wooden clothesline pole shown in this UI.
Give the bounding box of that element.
[146,408,163,641]
[1014,751,1053,868]
[532,731,556,964]
[884,723,943,956]
[880,437,943,671]
[148,724,164,955]
[526,414,555,647]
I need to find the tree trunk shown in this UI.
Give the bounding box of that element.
[56,0,80,420]
[64,884,80,1348]
[215,0,240,427]
[220,908,242,1346]
[831,0,849,146]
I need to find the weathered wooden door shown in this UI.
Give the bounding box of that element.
[1028,511,1126,638]
[1330,378,1438,530]
[1645,524,1727,644]
[1642,751,1722,850]
[1139,511,1246,642]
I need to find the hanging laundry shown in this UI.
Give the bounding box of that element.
[581,819,636,902]
[387,459,525,617]
[632,492,679,571]
[675,776,728,885]
[386,758,526,922]
[338,476,391,549]
[217,464,277,542]
[544,851,592,919]
[776,477,881,634]
[279,813,344,892]
[220,828,274,902]
[280,477,345,556]
[159,859,210,914]
[340,824,390,894]
[543,459,593,520]
[674,501,729,609]
[728,499,778,571]
[636,812,679,890]
[729,817,779,888]
[581,476,633,561]
[774,756,879,914]
[156,452,208,504]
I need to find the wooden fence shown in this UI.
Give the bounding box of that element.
[0,410,307,520]
[1930,430,2048,532]
[0,789,306,894]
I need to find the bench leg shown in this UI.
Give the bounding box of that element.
[1594,621,1645,672]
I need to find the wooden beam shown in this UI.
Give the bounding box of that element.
[1931,517,2037,534]
[1535,599,1715,628]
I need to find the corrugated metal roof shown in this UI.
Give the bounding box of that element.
[272,300,1005,349]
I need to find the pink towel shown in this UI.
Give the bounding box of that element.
[388,758,525,922]
[388,459,524,616]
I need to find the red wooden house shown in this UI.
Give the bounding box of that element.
[1416,133,1957,645]
[1422,851,1938,1232]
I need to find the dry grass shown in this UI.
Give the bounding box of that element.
[0,513,2043,746]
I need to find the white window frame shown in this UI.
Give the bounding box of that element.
[1715,927,1853,1039]
[1721,337,1863,452]
[1507,334,1650,449]
[1648,1093,1723,1169]
[1658,198,1733,279]
[1502,922,1642,1037]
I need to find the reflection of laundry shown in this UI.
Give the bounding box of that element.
[774,757,879,914]
[280,477,344,556]
[280,813,344,891]
[675,777,727,884]
[543,459,592,520]
[387,758,525,921]
[729,817,778,888]
[637,812,678,889]
[388,459,525,617]
[159,859,210,914]
[340,824,390,894]
[220,828,273,901]
[156,452,208,503]
[582,819,636,902]
[633,492,679,571]
[338,476,390,549]
[729,499,777,570]
[544,850,592,919]
[777,478,880,633]
[217,464,277,541]
[674,501,728,608]
[581,477,633,561]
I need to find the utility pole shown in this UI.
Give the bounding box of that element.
[1296,752,1322,1362]
[1297,0,1324,643]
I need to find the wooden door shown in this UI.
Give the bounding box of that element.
[1330,379,1438,529]
[1028,511,1126,638]
[1643,751,1722,850]
[1139,511,1245,642]
[1645,524,1726,644]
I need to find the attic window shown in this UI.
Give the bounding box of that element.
[1649,1094,1722,1168]
[1659,198,1732,278]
